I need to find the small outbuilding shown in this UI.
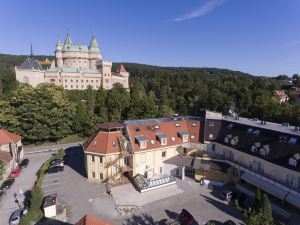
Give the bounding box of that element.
[43,194,57,218]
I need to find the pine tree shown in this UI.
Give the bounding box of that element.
[252,187,261,213]
[260,194,273,225]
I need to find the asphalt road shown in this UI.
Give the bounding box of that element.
[24,142,83,155]
[0,153,51,225]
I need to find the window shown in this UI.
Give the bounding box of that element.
[100,173,103,179]
[230,139,236,146]
[247,128,253,133]
[212,143,216,152]
[182,135,188,142]
[251,146,257,153]
[91,155,95,162]
[171,137,176,142]
[289,158,297,167]
[154,125,159,130]
[105,79,109,83]
[76,80,78,82]
[191,135,195,139]
[124,157,129,165]
[100,157,103,163]
[209,134,214,139]
[112,141,116,147]
[50,79,55,82]
[65,79,67,82]
[91,80,94,83]
[81,80,84,82]
[76,85,78,88]
[71,85,73,88]
[59,79,61,82]
[228,123,234,129]
[140,141,146,149]
[81,85,84,88]
[209,121,215,127]
[65,85,67,88]
[92,172,95,178]
[259,148,266,156]
[161,138,167,145]
[224,137,229,143]
[96,80,99,82]
[162,151,166,157]
[86,80,89,83]
[71,79,73,82]
[160,167,163,174]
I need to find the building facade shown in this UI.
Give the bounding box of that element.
[0,129,23,174]
[15,34,129,90]
[83,111,300,207]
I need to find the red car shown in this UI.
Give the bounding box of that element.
[9,168,21,179]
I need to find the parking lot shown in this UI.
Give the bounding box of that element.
[42,146,244,225]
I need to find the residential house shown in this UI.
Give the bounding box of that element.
[0,129,23,172]
[274,90,289,103]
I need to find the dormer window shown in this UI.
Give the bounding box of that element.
[135,135,148,149]
[156,133,168,145]
[112,141,116,147]
[289,153,300,167]
[247,128,253,133]
[154,125,159,130]
[224,134,232,144]
[251,142,260,153]
[259,145,270,157]
[177,131,189,142]
[259,148,266,156]
[228,123,234,129]
[253,129,261,135]
[230,136,239,146]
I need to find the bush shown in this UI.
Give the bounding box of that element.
[53,149,64,160]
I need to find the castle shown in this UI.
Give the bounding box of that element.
[15,34,129,90]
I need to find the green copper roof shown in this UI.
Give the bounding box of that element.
[62,44,89,52]
[89,36,99,49]
[64,33,72,45]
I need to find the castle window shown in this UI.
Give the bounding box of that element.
[162,151,166,157]
[100,173,103,180]
[65,79,67,82]
[59,79,61,82]
[76,80,78,82]
[81,80,84,82]
[50,79,55,82]
[71,85,73,88]
[105,79,109,83]
[96,80,98,82]
[112,141,116,147]
[91,80,94,83]
[86,80,88,83]
[71,79,73,82]
[65,85,67,88]
[76,85,78,88]
[81,85,84,88]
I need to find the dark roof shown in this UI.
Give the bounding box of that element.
[135,135,148,142]
[19,58,43,70]
[213,120,300,172]
[178,131,189,136]
[156,133,168,139]
[43,194,57,208]
[164,155,231,172]
[98,122,125,130]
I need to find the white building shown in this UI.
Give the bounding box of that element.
[15,34,129,90]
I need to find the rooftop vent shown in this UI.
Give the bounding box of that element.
[175,123,180,127]
[192,123,197,127]
[135,127,140,132]
[150,140,155,145]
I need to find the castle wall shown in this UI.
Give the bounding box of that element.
[15,69,45,87]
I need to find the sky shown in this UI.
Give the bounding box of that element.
[0,0,300,76]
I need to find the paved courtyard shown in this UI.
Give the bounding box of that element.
[48,146,244,225]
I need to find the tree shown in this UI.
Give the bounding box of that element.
[95,87,108,122]
[260,194,273,225]
[252,188,261,213]
[0,160,6,181]
[86,85,95,113]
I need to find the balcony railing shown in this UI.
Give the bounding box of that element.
[206,151,300,194]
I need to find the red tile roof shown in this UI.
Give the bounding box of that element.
[83,131,122,154]
[127,119,202,151]
[119,64,127,73]
[0,129,22,145]
[0,151,13,162]
[75,215,113,225]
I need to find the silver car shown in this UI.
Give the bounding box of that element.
[9,209,25,225]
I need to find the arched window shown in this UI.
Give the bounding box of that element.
[23,76,29,84]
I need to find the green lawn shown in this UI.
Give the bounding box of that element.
[25,134,86,148]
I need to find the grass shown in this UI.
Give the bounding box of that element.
[25,134,86,148]
[19,150,64,225]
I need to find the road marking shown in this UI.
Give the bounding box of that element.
[42,182,60,188]
[44,187,60,193]
[44,178,60,182]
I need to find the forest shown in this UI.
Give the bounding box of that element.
[0,54,300,144]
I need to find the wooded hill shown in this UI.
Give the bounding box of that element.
[0,53,299,144]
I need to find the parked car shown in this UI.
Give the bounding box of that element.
[178,209,198,225]
[18,159,29,169]
[9,209,26,225]
[50,159,64,167]
[0,179,15,190]
[0,190,6,202]
[8,168,21,179]
[220,190,237,201]
[47,166,64,174]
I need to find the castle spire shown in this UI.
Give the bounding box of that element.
[64,33,72,45]
[89,35,99,49]
[30,43,34,58]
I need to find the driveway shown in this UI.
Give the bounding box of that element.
[0,153,51,225]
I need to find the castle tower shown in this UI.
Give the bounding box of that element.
[96,60,112,89]
[55,39,63,68]
[64,33,72,45]
[118,64,129,89]
[88,36,102,69]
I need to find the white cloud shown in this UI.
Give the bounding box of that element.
[172,0,226,22]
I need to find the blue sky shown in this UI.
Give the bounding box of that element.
[1,0,300,76]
